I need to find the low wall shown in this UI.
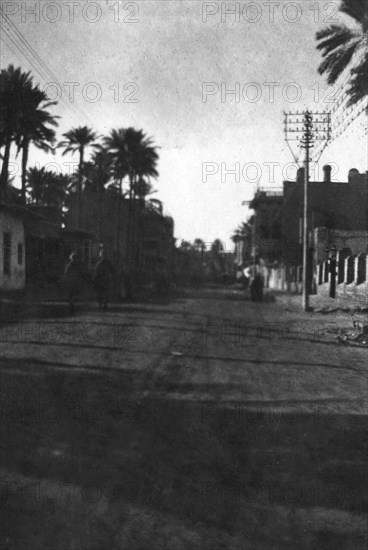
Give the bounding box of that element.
[316,253,368,307]
[314,228,368,263]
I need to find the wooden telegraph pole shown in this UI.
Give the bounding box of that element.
[284,110,331,312]
[300,111,313,311]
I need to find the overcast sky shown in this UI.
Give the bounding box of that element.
[1,0,366,247]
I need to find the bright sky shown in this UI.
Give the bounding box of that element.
[1,0,367,249]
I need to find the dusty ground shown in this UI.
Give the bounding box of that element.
[0,287,367,549]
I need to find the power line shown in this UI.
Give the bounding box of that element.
[0,6,97,128]
[320,67,367,140]
[1,9,58,82]
[1,24,51,82]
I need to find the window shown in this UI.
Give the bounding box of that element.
[3,232,11,275]
[18,243,23,265]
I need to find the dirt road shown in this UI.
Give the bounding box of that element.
[0,288,367,549]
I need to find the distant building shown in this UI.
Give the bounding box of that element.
[140,204,175,271]
[249,189,283,264]
[65,188,175,278]
[65,186,129,264]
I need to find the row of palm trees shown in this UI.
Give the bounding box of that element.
[0,65,58,203]
[26,167,69,209]
[0,64,159,256]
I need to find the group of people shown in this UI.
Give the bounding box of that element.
[63,248,114,313]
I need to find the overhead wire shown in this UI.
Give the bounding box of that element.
[0,5,97,128]
[311,65,367,159]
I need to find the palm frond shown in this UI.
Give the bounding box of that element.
[347,53,368,105]
[318,40,361,83]
[340,0,368,27]
[316,0,368,106]
[316,25,358,54]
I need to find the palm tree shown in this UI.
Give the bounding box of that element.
[180,240,193,252]
[211,239,225,277]
[59,126,98,227]
[193,238,206,254]
[26,166,49,206]
[231,221,252,242]
[43,173,69,213]
[211,239,224,255]
[316,0,368,106]
[104,127,158,210]
[103,129,129,196]
[0,65,34,199]
[103,128,159,266]
[121,130,158,208]
[231,221,253,263]
[103,129,130,260]
[16,86,58,203]
[128,130,159,244]
[84,148,113,239]
[130,133,159,274]
[27,166,68,209]
[134,176,155,204]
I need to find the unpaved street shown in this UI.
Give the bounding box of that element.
[1,288,367,549]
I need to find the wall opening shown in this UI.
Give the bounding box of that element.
[3,232,11,275]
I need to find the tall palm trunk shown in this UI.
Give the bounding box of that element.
[132,176,137,246]
[78,146,84,228]
[127,171,134,255]
[133,175,140,269]
[21,139,29,204]
[0,136,12,200]
[98,182,103,240]
[136,191,145,274]
[116,176,123,263]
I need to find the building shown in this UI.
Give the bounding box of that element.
[283,165,368,266]
[243,166,368,292]
[314,228,368,265]
[283,166,368,290]
[0,202,97,293]
[65,188,175,288]
[249,189,283,264]
[140,201,175,271]
[0,204,26,291]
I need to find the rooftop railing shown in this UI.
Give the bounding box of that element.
[257,188,284,196]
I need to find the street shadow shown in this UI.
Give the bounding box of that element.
[0,301,185,324]
[1,358,367,550]
[0,302,72,322]
[0,318,357,357]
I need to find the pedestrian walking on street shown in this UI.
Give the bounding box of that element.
[93,250,114,309]
[249,259,264,302]
[63,250,89,313]
[328,246,337,299]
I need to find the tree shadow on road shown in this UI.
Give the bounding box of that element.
[1,360,367,550]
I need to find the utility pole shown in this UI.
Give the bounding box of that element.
[300,111,313,311]
[284,110,331,312]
